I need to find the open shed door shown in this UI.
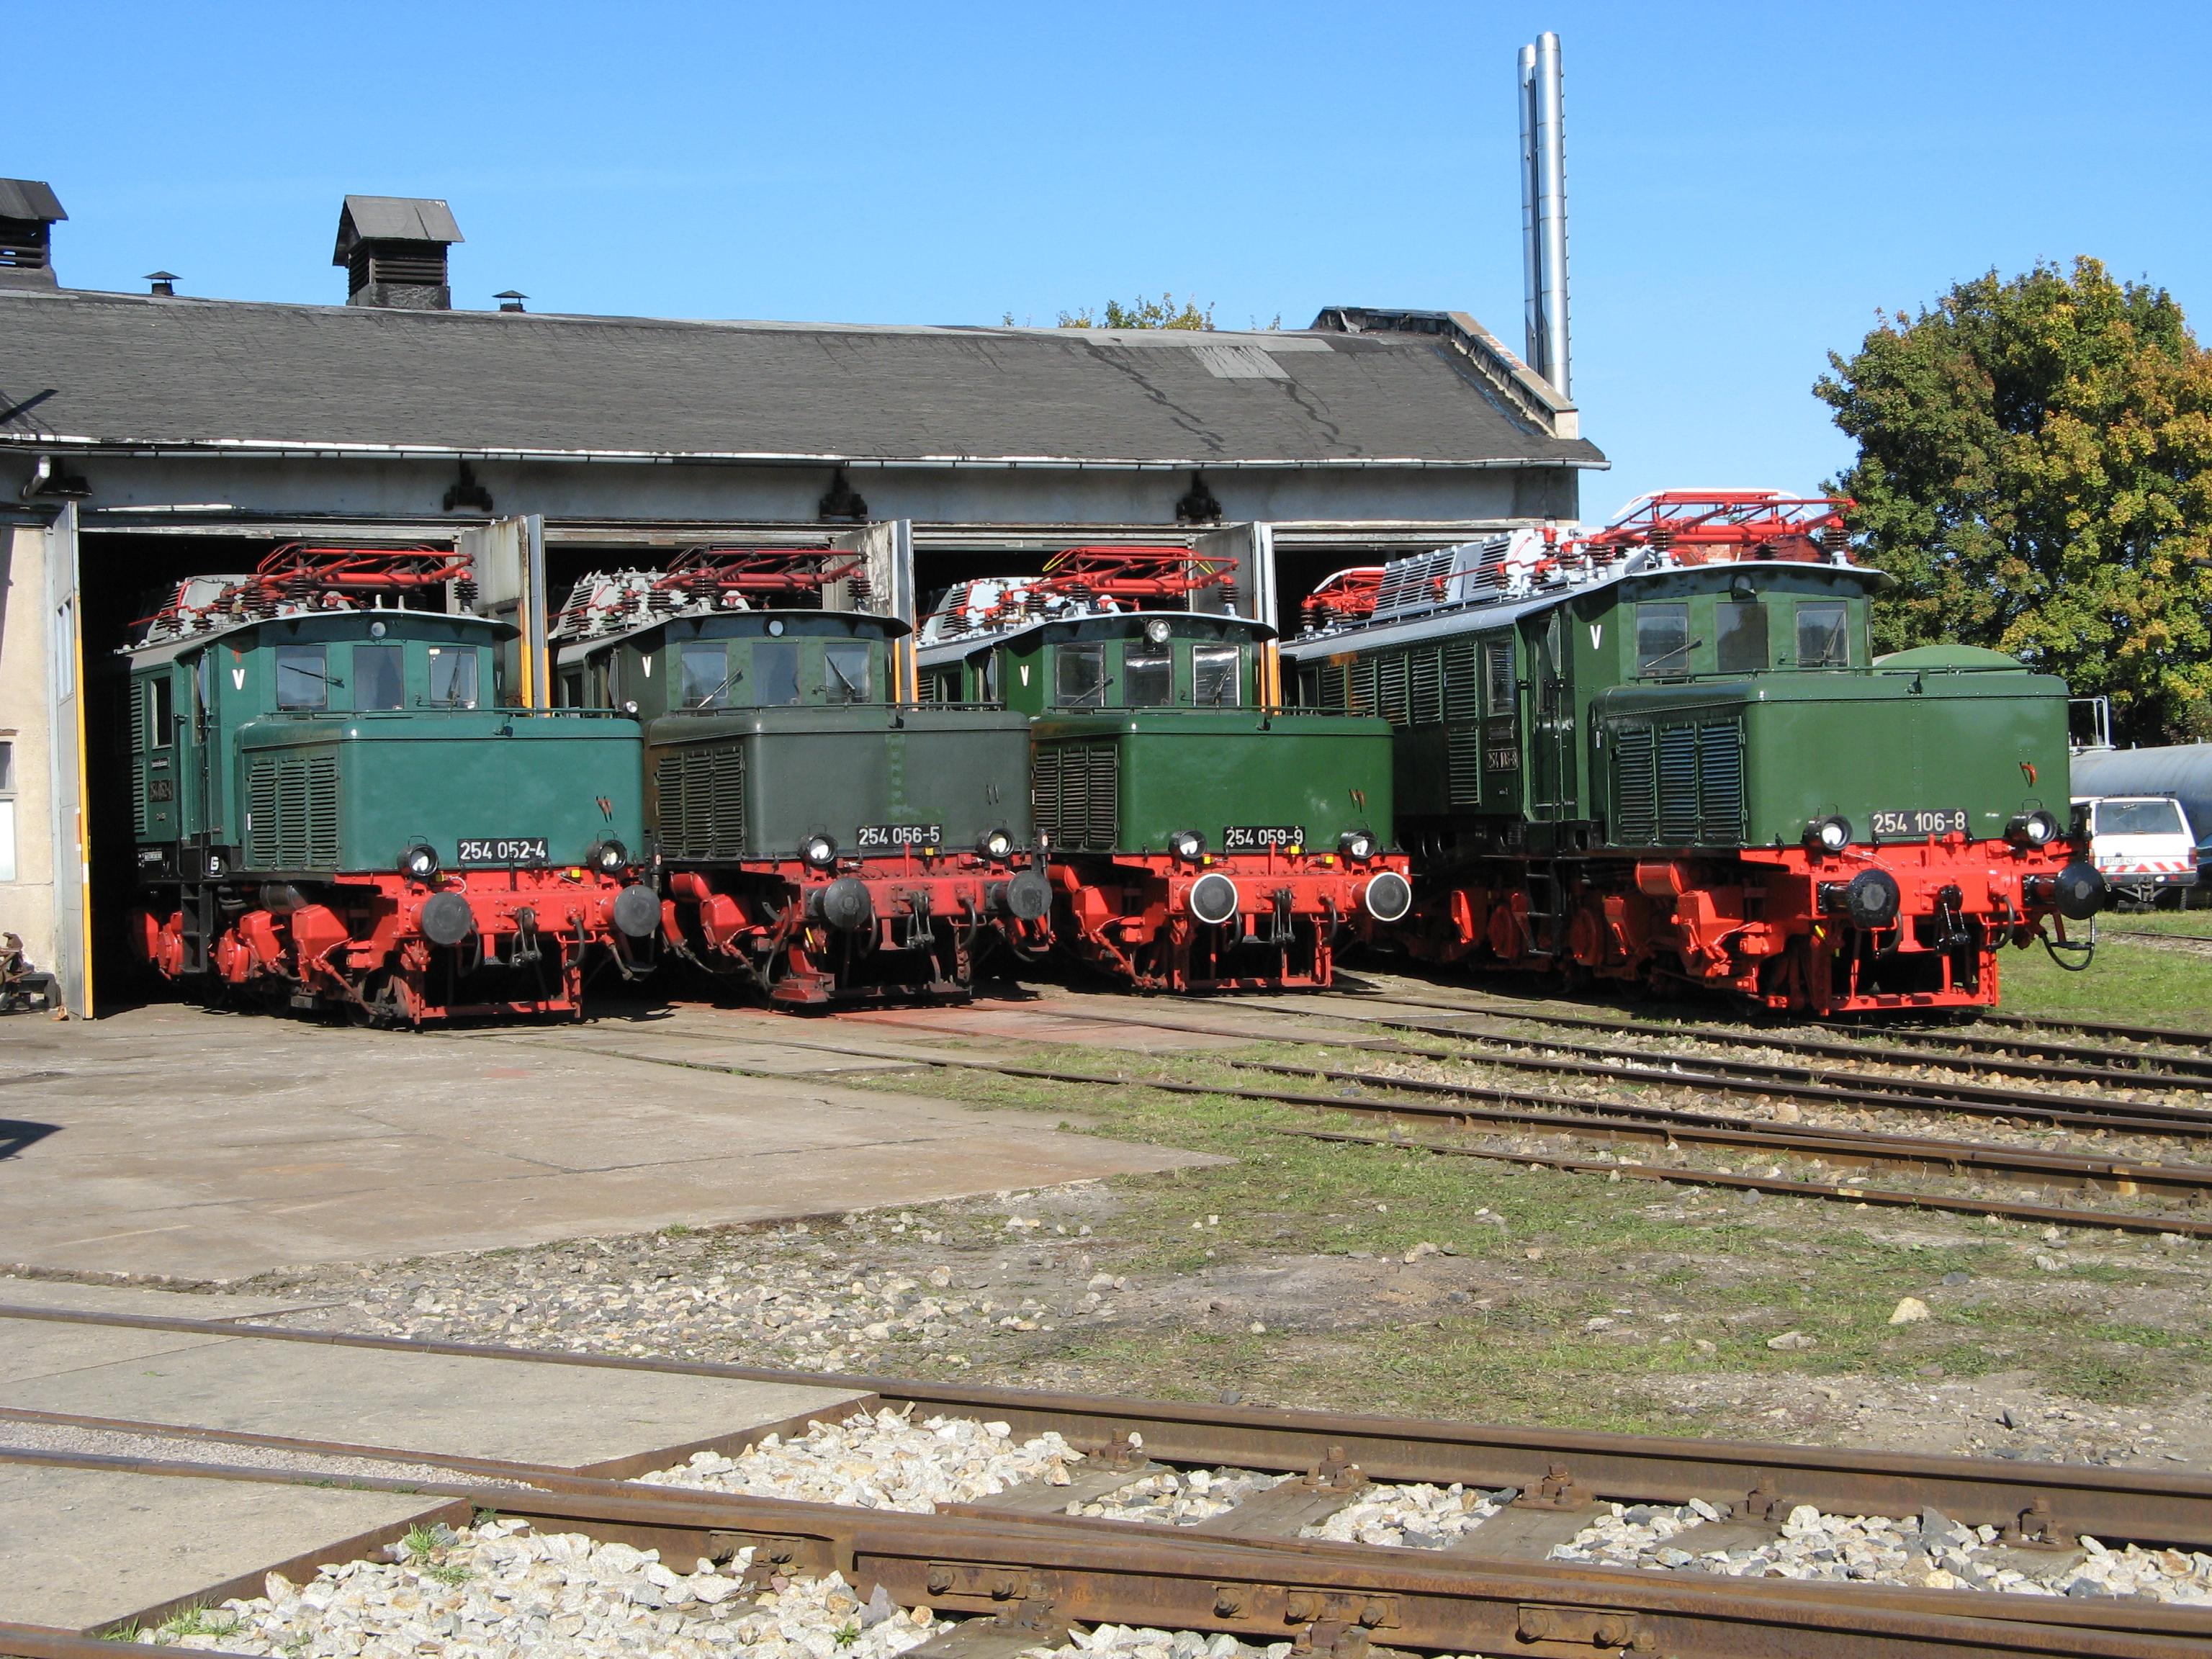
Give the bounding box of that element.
[1191,523,1280,705]
[460,516,547,707]
[843,520,916,700]
[43,503,91,1015]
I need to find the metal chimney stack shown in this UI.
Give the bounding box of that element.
[1518,31,1570,398]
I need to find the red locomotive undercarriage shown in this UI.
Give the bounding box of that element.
[662,856,1053,1005]
[1052,850,1416,993]
[1405,837,2087,1015]
[133,869,653,1024]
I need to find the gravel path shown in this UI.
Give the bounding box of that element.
[1552,1500,2212,1602]
[639,1407,1084,1510]
[136,1518,943,1656]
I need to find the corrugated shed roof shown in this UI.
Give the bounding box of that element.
[0,179,66,222]
[333,195,463,257]
[0,289,1606,469]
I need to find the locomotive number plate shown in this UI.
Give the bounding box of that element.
[1870,808,1969,839]
[856,823,942,851]
[458,836,550,865]
[1222,824,1307,852]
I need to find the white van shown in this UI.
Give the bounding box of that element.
[2072,794,2200,906]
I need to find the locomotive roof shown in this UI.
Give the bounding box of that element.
[552,606,908,665]
[916,606,1276,665]
[1280,554,1889,660]
[0,290,1604,472]
[124,603,511,665]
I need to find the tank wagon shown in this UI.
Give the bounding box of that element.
[916,548,1411,992]
[551,550,1051,1006]
[123,546,658,1025]
[1282,493,2107,1016]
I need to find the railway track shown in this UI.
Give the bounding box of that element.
[7,1304,2212,1658]
[487,1017,2212,1238]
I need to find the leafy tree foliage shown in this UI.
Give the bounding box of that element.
[1056,292,1216,331]
[1817,257,2212,742]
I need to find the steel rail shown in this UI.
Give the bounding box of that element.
[1329,977,2212,1078]
[1287,1010,2212,1138]
[4,1444,2208,1659]
[485,1028,2212,1235]
[1316,986,2212,1090]
[8,1305,2212,1556]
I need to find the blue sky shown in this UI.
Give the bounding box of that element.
[14,1,2211,516]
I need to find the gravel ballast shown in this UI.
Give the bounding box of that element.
[137,1518,944,1655]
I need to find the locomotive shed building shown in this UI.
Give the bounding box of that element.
[0,185,1604,1010]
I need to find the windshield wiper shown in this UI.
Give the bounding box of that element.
[827,655,866,702]
[1641,637,1703,674]
[691,667,745,709]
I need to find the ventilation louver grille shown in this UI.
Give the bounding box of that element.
[1034,739,1119,852]
[1614,726,1656,844]
[1616,719,1744,848]
[1447,729,1485,807]
[657,745,747,860]
[245,753,341,869]
[1442,640,1480,722]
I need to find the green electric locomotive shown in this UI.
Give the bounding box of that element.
[1282,493,2105,1015]
[916,548,1411,992]
[124,547,659,1025]
[551,552,1051,1005]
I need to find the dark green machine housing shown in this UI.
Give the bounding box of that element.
[922,612,1394,858]
[132,611,647,884]
[560,610,1035,860]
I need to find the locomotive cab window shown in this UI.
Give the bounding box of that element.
[148,674,174,742]
[1635,603,1692,677]
[824,641,873,704]
[275,644,328,711]
[1192,644,1241,706]
[680,642,733,709]
[1716,602,1769,674]
[355,643,405,711]
[1123,649,1172,707]
[755,639,803,706]
[1797,600,1850,667]
[1484,642,1514,714]
[1056,643,1106,707]
[979,652,1001,703]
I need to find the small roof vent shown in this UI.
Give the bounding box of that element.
[0,179,67,290]
[332,194,463,310]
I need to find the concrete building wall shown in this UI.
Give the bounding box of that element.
[0,524,55,971]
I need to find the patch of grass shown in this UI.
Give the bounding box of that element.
[154,1606,240,1640]
[2000,934,2212,1027]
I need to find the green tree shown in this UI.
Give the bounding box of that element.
[1058,293,1216,331]
[1816,256,2212,742]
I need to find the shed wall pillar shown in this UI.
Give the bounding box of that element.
[0,523,57,974]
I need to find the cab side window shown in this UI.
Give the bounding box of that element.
[824,642,873,704]
[355,644,405,710]
[1796,601,1849,667]
[1715,603,1768,674]
[1635,603,1691,676]
[1123,648,1173,706]
[1192,644,1241,706]
[275,644,328,711]
[149,673,174,740]
[1056,644,1106,707]
[1485,642,1514,714]
[755,639,802,706]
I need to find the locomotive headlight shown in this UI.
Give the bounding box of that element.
[402,844,440,881]
[2007,809,2059,848]
[1143,617,1172,645]
[1804,815,1852,854]
[592,840,629,876]
[1169,829,1205,862]
[802,833,838,868]
[979,828,1015,861]
[1339,830,1377,862]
